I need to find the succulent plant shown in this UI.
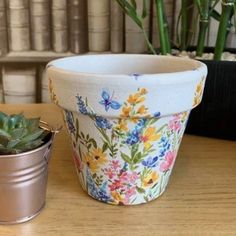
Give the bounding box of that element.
[0,112,50,155]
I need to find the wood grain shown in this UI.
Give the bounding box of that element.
[0,104,236,236]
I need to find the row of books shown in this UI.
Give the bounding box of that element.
[0,0,176,55]
[0,65,51,104]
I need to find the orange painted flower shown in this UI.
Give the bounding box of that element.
[140,127,161,149]
[121,106,132,117]
[137,105,147,115]
[91,148,107,165]
[84,154,98,173]
[143,171,159,187]
[116,119,128,132]
[139,88,147,95]
[127,93,145,105]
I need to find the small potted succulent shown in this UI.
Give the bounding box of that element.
[0,112,57,224]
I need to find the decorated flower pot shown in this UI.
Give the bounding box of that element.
[47,54,207,205]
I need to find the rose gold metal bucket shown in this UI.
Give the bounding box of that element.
[0,132,55,224]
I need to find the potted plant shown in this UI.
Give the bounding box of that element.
[116,0,236,140]
[0,112,58,224]
[47,54,207,205]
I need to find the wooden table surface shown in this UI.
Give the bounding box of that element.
[0,104,236,236]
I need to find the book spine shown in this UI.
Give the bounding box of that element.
[2,66,36,104]
[68,0,88,54]
[87,0,110,52]
[0,0,8,56]
[110,0,124,53]
[7,0,31,51]
[30,0,51,51]
[51,0,68,52]
[152,0,174,48]
[125,0,150,53]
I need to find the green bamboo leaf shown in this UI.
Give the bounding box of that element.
[142,0,147,18]
[130,0,137,9]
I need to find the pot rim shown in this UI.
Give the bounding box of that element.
[0,132,53,159]
[46,54,207,79]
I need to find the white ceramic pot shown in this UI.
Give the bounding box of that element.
[47,54,207,205]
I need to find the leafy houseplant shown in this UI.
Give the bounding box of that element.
[0,112,56,224]
[116,0,236,140]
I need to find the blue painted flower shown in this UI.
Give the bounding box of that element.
[86,169,111,203]
[64,110,75,133]
[135,118,147,131]
[99,90,121,111]
[95,116,112,129]
[158,136,171,157]
[126,129,140,145]
[142,156,158,168]
[76,95,89,115]
[130,73,142,80]
[154,111,161,118]
[125,119,147,145]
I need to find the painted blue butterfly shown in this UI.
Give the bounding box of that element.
[99,90,121,111]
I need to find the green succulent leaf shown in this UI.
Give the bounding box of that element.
[0,112,50,155]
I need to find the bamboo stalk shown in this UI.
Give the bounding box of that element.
[214,0,234,60]
[180,0,188,50]
[154,0,171,54]
[195,0,210,57]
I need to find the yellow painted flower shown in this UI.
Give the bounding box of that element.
[121,106,132,117]
[48,77,58,104]
[143,171,159,187]
[127,93,145,105]
[111,191,123,203]
[84,154,98,173]
[141,127,161,149]
[139,88,147,95]
[116,119,128,132]
[193,77,205,106]
[91,148,107,165]
[137,105,147,115]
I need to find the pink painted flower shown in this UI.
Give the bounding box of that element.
[160,151,176,172]
[111,160,121,171]
[72,149,83,172]
[104,167,115,179]
[128,172,139,184]
[125,186,136,198]
[168,119,181,132]
[109,179,122,191]
[119,172,129,183]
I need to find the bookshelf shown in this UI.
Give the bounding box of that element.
[0,51,76,63]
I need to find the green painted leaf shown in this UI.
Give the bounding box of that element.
[136,186,145,193]
[80,132,85,139]
[121,152,132,164]
[133,152,143,164]
[102,142,108,153]
[90,138,97,148]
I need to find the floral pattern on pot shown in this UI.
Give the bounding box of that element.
[193,76,206,107]
[63,88,190,205]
